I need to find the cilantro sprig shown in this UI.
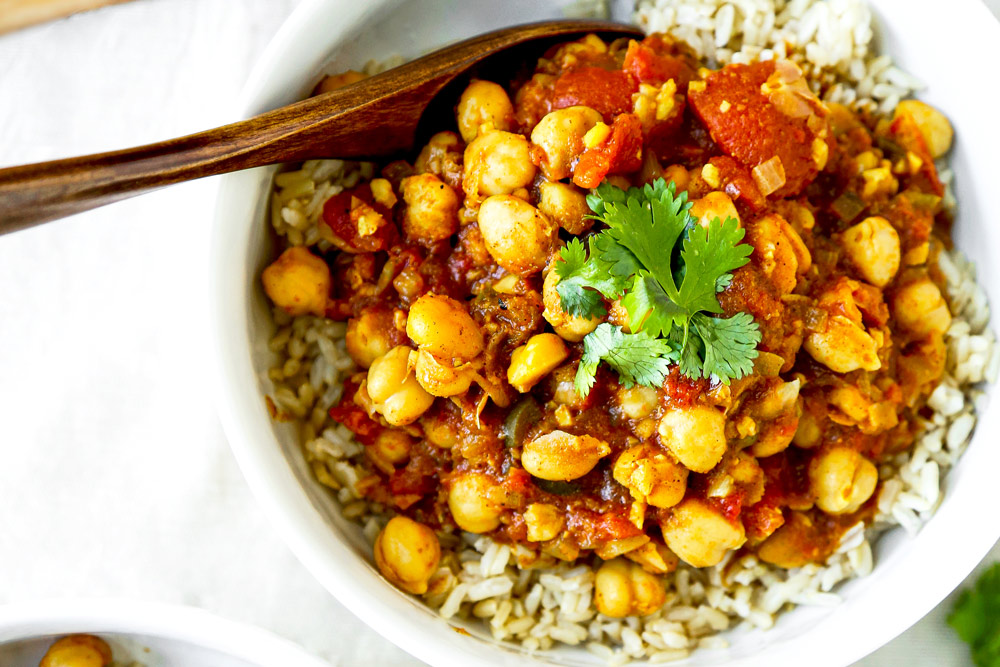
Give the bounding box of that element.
[555,178,761,396]
[949,563,1000,666]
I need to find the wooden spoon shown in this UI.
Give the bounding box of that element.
[0,20,642,235]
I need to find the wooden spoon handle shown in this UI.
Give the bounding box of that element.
[0,76,440,234]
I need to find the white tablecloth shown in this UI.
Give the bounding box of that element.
[0,2,996,666]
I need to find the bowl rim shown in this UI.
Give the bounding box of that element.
[0,598,330,667]
[209,1,1000,666]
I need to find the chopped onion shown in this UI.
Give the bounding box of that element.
[752,156,786,196]
[762,59,827,119]
[831,192,865,222]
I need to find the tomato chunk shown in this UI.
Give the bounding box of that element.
[321,183,397,252]
[688,61,825,196]
[708,156,767,214]
[551,66,636,120]
[623,40,689,87]
[329,402,382,444]
[572,114,644,189]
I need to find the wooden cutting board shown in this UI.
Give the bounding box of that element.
[0,0,134,35]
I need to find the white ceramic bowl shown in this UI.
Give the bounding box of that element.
[210,1,1000,665]
[0,599,330,667]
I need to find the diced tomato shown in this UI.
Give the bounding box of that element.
[623,40,689,87]
[688,61,823,196]
[758,447,813,509]
[388,453,437,497]
[708,156,767,213]
[502,467,533,496]
[660,367,709,410]
[598,511,644,541]
[572,114,644,189]
[566,507,643,546]
[321,184,397,253]
[851,281,889,328]
[712,491,746,522]
[551,66,636,120]
[742,502,786,542]
[328,401,381,445]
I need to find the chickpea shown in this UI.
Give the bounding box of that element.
[412,349,473,397]
[521,430,611,481]
[315,70,366,94]
[745,213,802,294]
[617,385,659,420]
[809,446,878,514]
[478,195,558,275]
[530,106,603,181]
[374,516,441,595]
[613,444,688,509]
[463,129,536,197]
[593,558,666,618]
[457,80,515,143]
[523,503,565,542]
[542,263,602,342]
[805,316,882,373]
[372,430,412,465]
[448,472,503,533]
[507,333,569,393]
[367,346,411,403]
[805,281,882,373]
[261,246,331,317]
[625,541,679,575]
[420,411,459,449]
[345,308,396,368]
[662,164,690,192]
[756,512,814,568]
[406,293,484,361]
[371,380,434,428]
[657,405,727,473]
[689,191,740,228]
[660,498,747,568]
[550,364,588,409]
[367,346,435,426]
[399,173,459,243]
[794,412,822,448]
[892,278,952,338]
[894,100,953,158]
[536,180,592,235]
[40,635,112,667]
[840,216,900,287]
[414,131,464,186]
[706,451,765,506]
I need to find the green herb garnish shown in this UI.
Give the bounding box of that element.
[555,178,761,396]
[949,563,1000,666]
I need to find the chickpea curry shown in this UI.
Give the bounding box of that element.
[262,33,955,610]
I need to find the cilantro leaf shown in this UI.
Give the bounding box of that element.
[554,237,629,319]
[574,323,678,396]
[676,216,754,314]
[591,232,643,280]
[600,182,690,296]
[621,272,686,338]
[690,312,760,384]
[559,177,761,395]
[950,563,1000,667]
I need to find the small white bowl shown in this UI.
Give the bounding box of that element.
[210,1,1000,665]
[0,599,330,667]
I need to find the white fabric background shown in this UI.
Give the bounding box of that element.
[0,1,996,665]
